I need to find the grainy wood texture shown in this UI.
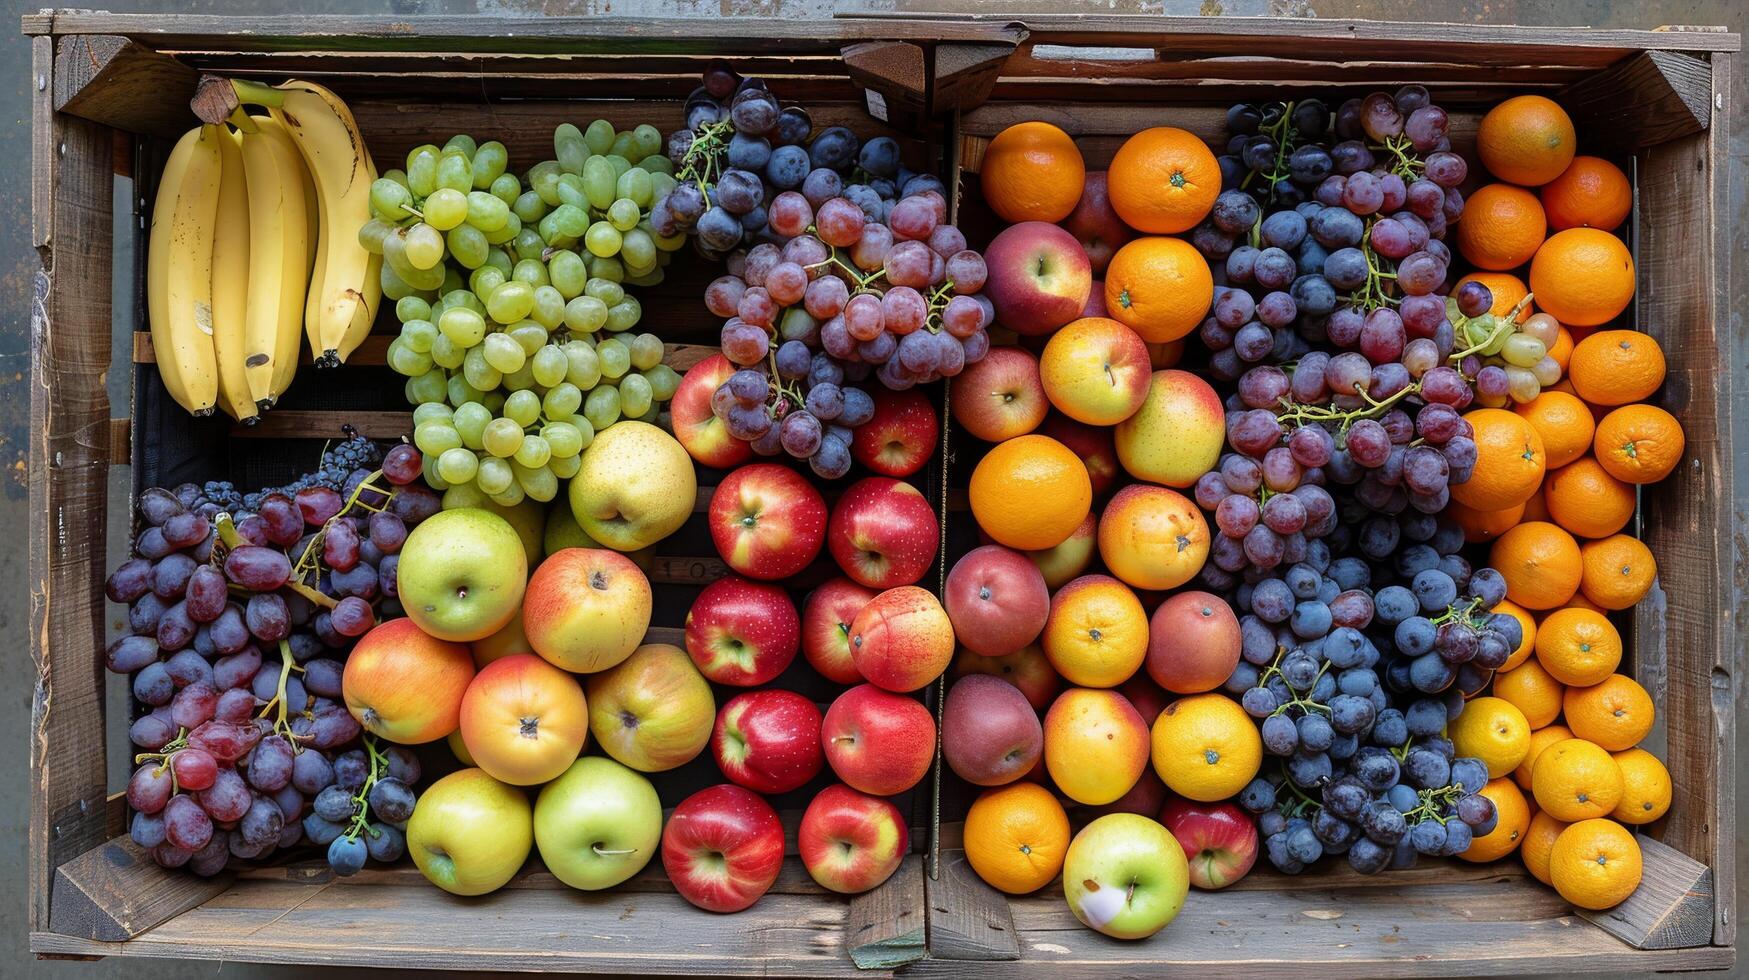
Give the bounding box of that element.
[133,334,717,372]
[931,43,1016,115]
[926,849,1021,961]
[53,35,199,137]
[845,854,926,969]
[1579,836,1715,949]
[1633,52,1735,947]
[841,40,927,126]
[29,46,115,935]
[49,838,233,942]
[1560,50,1713,151]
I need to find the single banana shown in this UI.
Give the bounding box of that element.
[264,79,381,367]
[237,112,311,408]
[211,127,259,424]
[146,125,222,417]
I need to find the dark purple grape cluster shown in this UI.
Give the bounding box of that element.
[108,440,436,875]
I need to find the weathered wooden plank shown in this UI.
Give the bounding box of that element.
[30,36,53,248]
[1579,836,1714,949]
[932,43,1016,115]
[926,849,1021,961]
[48,838,233,942]
[226,410,412,440]
[841,41,927,124]
[1560,50,1712,151]
[845,854,926,969]
[133,333,718,373]
[53,35,199,138]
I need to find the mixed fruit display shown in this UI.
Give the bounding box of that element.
[114,62,1680,939]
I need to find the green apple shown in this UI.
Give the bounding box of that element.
[533,756,663,890]
[545,502,655,573]
[443,485,547,568]
[406,768,533,896]
[569,421,696,551]
[399,508,528,642]
[1062,813,1188,940]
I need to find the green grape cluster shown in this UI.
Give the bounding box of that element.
[369,122,688,505]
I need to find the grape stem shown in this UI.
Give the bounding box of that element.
[1375,135,1426,180]
[1344,218,1401,313]
[1275,379,1421,436]
[678,118,736,208]
[1239,100,1300,200]
[257,639,310,743]
[1257,648,1333,718]
[134,727,192,790]
[343,734,390,843]
[290,467,396,610]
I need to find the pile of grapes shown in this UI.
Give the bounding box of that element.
[371,125,685,505]
[108,436,437,875]
[662,64,992,476]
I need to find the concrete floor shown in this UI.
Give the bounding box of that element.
[3,0,1743,977]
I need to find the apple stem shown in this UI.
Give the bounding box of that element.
[592,845,639,856]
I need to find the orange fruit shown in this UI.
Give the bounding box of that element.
[970,435,1093,551]
[1149,692,1262,803]
[1460,777,1532,863]
[1540,156,1633,231]
[1456,184,1547,271]
[1448,498,1525,544]
[1514,391,1593,469]
[1106,126,1220,234]
[1494,599,1537,671]
[1532,738,1623,821]
[1040,574,1148,688]
[1578,535,1656,611]
[1533,608,1622,687]
[1543,458,1634,539]
[1492,657,1565,729]
[980,122,1086,224]
[1477,95,1576,186]
[1563,675,1654,751]
[1568,330,1666,406]
[1097,485,1210,592]
[963,781,1072,894]
[1104,237,1214,344]
[1453,272,1532,318]
[1516,723,1575,791]
[1520,487,1552,524]
[1560,592,1608,616]
[1609,748,1672,825]
[1452,408,1545,511]
[1490,521,1581,610]
[1548,326,1576,375]
[1450,696,1532,778]
[1521,810,1570,884]
[1530,229,1635,328]
[1550,818,1642,910]
[1593,404,1684,485]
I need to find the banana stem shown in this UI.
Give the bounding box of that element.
[226,106,259,135]
[232,78,286,108]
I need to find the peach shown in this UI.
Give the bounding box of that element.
[459,654,589,785]
[1042,574,1149,688]
[1146,591,1241,694]
[1039,317,1152,426]
[942,674,1044,787]
[1099,485,1210,591]
[983,222,1092,336]
[949,346,1048,443]
[1120,673,1171,727]
[1060,172,1133,276]
[1114,369,1224,487]
[1043,687,1150,805]
[343,618,476,745]
[953,644,1062,711]
[945,544,1050,656]
[849,586,956,693]
[1024,512,1098,589]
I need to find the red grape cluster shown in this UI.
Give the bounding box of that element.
[108,440,437,875]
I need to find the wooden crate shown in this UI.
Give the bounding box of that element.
[23,10,1738,976]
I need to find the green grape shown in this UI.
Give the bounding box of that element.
[630,124,662,160]
[481,211,521,246]
[625,266,665,288]
[466,191,511,232]
[582,156,617,210]
[482,332,527,374]
[430,333,465,369]
[585,278,625,306]
[641,154,674,177]
[405,369,449,406]
[389,339,435,376]
[414,420,463,455]
[568,414,596,450]
[473,141,509,189]
[508,321,550,355]
[439,307,487,347]
[439,267,465,295]
[607,128,635,157]
[542,382,583,420]
[1501,333,1547,368]
[484,247,513,275]
[563,341,601,388]
[615,168,652,208]
[396,296,432,323]
[446,224,490,269]
[584,384,622,430]
[605,298,642,333]
[513,433,551,469]
[564,296,609,334]
[378,263,416,302]
[440,484,489,510]
[555,123,588,174]
[555,173,588,210]
[512,229,546,264]
[606,155,633,180]
[435,447,480,485]
[514,460,559,501]
[486,281,536,324]
[357,217,393,255]
[549,250,588,299]
[490,478,527,507]
[513,190,549,224]
[1531,355,1562,387]
[531,346,569,389]
[541,420,584,458]
[530,285,566,329]
[437,150,473,194]
[596,338,631,380]
[421,454,449,492]
[648,170,677,200]
[462,346,503,391]
[606,198,641,233]
[548,453,582,480]
[447,375,484,408]
[618,373,654,418]
[413,403,455,429]
[404,223,446,270]
[585,221,623,258]
[529,160,564,206]
[643,364,681,402]
[590,254,626,283]
[481,390,505,415]
[442,287,483,314]
[370,177,412,221]
[652,225,688,253]
[405,144,441,197]
[501,362,537,392]
[453,401,491,449]
[489,173,521,207]
[476,456,514,495]
[470,265,508,298]
[627,333,664,371]
[503,389,542,427]
[482,417,525,458]
[422,187,468,230]
[443,134,478,159]
[512,258,550,287]
[583,119,615,155]
[381,168,410,188]
[384,233,444,290]
[620,228,657,270]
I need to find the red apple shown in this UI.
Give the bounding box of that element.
[851,388,939,478]
[708,463,827,581]
[821,684,935,796]
[672,353,753,469]
[948,346,1048,443]
[1082,281,1108,318]
[343,618,476,744]
[1039,317,1152,426]
[798,784,909,894]
[941,674,1043,787]
[1118,673,1171,728]
[1146,591,1241,695]
[1159,798,1258,890]
[1060,172,1133,276]
[1089,766,1168,819]
[661,784,787,913]
[953,644,1062,711]
[850,586,955,693]
[945,544,1049,656]
[1038,414,1119,499]
[712,690,824,795]
[827,477,939,589]
[801,577,875,685]
[684,575,801,686]
[522,547,652,674]
[983,221,1092,336]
